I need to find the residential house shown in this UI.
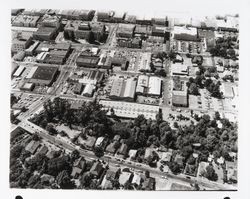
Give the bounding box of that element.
[90,161,104,177]
[71,157,86,178]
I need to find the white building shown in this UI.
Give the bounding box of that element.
[148,76,162,96]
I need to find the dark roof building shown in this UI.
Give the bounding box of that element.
[142,177,155,190]
[25,140,40,154]
[76,55,100,68]
[116,24,135,38]
[71,157,86,178]
[29,66,58,86]
[33,26,58,41]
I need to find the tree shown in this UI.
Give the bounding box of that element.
[56,170,75,189]
[71,150,80,162]
[204,165,218,181]
[168,162,182,175]
[189,83,199,95]
[94,146,104,158]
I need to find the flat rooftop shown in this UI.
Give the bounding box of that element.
[31,66,58,80]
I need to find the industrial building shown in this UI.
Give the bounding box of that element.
[25,41,40,56]
[109,78,136,101]
[29,66,58,86]
[87,70,104,83]
[116,24,135,38]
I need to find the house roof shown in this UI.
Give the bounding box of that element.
[118,143,128,155]
[119,172,132,186]
[90,162,103,176]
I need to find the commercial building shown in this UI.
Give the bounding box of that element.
[151,26,167,38]
[138,52,151,72]
[124,14,137,24]
[12,15,40,27]
[98,54,112,69]
[76,54,100,68]
[13,51,26,61]
[25,41,40,56]
[136,75,149,95]
[13,65,25,77]
[29,66,58,86]
[39,14,61,28]
[171,63,189,76]
[151,17,168,26]
[33,26,58,41]
[134,25,152,37]
[116,24,135,38]
[117,37,142,48]
[19,82,35,91]
[172,90,188,107]
[58,9,95,21]
[173,26,199,42]
[87,70,104,83]
[82,84,95,97]
[100,100,160,119]
[97,11,113,22]
[73,83,84,94]
[109,78,124,99]
[11,32,32,53]
[64,21,91,41]
[136,15,152,25]
[113,12,125,23]
[148,76,162,96]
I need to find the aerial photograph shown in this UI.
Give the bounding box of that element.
[10,8,238,190]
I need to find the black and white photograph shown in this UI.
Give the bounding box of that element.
[1,0,250,199]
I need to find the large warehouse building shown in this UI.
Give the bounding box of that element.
[29,66,58,86]
[109,78,136,102]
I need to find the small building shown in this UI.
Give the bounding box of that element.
[73,83,83,95]
[128,150,137,160]
[76,55,100,68]
[13,51,26,61]
[132,173,142,186]
[171,63,189,76]
[20,82,35,91]
[225,161,237,183]
[105,141,119,155]
[174,154,185,168]
[84,136,97,150]
[25,140,40,154]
